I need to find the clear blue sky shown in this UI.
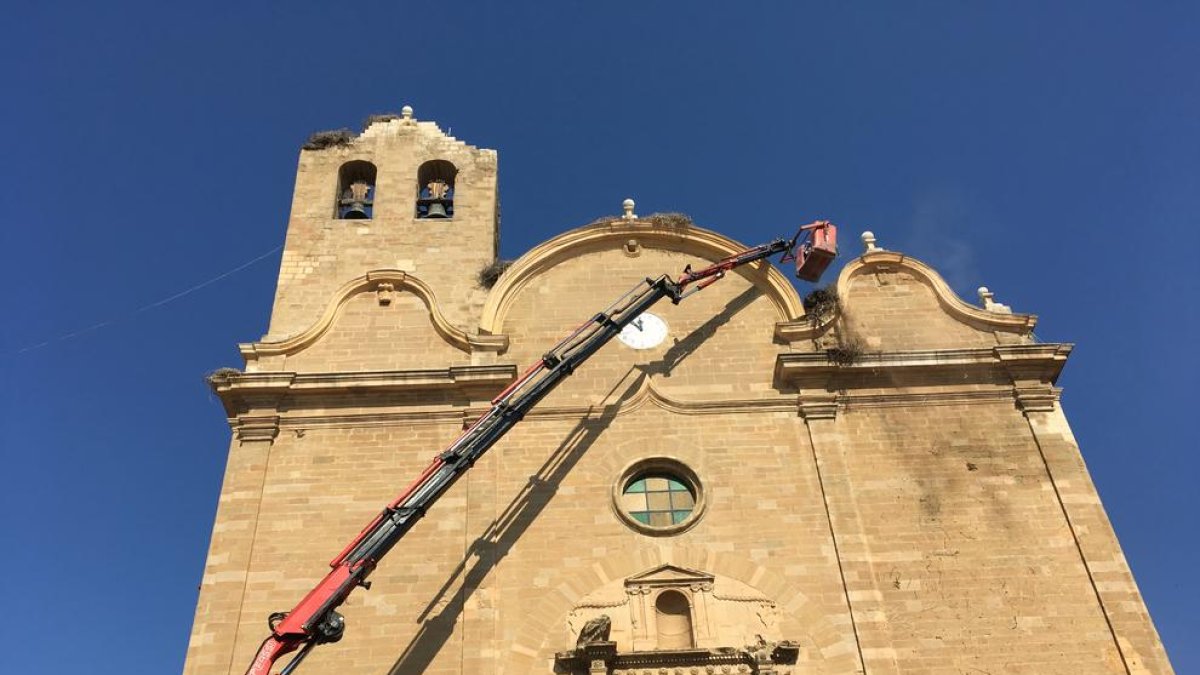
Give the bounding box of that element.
[1,2,1196,672]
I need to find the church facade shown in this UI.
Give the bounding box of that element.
[185,111,1173,674]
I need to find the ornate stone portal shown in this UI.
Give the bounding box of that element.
[555,565,800,675]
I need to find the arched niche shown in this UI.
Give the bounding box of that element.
[336,160,377,219]
[654,589,695,649]
[416,159,457,218]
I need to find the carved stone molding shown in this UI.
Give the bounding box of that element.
[773,318,826,344]
[624,564,715,592]
[797,392,838,421]
[1013,385,1062,413]
[234,414,280,442]
[208,365,517,422]
[994,344,1072,383]
[375,281,395,305]
[623,565,716,651]
[238,269,510,365]
[775,344,1074,414]
[555,642,800,675]
[996,344,1071,415]
[552,559,824,675]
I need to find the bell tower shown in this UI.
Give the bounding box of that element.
[265,106,499,343]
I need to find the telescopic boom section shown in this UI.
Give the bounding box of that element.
[245,221,838,675]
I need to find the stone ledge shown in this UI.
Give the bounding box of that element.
[209,365,517,420]
[781,344,1072,420]
[554,640,799,674]
[775,344,1072,391]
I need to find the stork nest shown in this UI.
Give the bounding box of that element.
[302,128,356,150]
[802,285,840,323]
[205,367,241,388]
[478,259,514,289]
[826,337,866,366]
[583,212,694,229]
[641,212,693,228]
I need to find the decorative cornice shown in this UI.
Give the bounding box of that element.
[778,344,1073,418]
[208,365,517,421]
[996,345,1071,414]
[1013,385,1063,413]
[208,366,805,430]
[233,414,280,442]
[775,345,1072,390]
[213,365,517,394]
[774,318,826,343]
[797,392,838,420]
[994,343,1072,383]
[210,345,1070,429]
[238,270,508,365]
[273,410,469,429]
[479,221,805,335]
[624,564,714,589]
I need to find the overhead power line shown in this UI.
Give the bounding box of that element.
[6,244,283,357]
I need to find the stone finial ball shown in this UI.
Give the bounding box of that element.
[401,105,414,119]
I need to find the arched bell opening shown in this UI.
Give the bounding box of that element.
[654,590,694,650]
[416,159,457,219]
[336,160,377,219]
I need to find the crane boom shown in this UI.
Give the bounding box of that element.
[245,221,837,675]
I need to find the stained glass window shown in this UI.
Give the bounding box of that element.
[620,473,696,527]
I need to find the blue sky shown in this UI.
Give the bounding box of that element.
[1,2,1196,672]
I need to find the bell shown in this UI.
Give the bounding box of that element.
[424,202,449,219]
[342,202,369,219]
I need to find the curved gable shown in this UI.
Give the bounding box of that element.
[480,220,804,335]
[481,221,805,403]
[835,251,1036,351]
[239,270,505,373]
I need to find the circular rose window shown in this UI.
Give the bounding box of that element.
[613,458,705,536]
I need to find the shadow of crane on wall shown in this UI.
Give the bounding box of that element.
[641,285,761,378]
[387,285,763,675]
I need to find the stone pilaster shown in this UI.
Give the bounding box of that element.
[184,432,276,674]
[798,406,872,675]
[1023,406,1175,675]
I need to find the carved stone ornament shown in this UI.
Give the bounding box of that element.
[234,414,280,442]
[375,281,395,306]
[578,615,613,649]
